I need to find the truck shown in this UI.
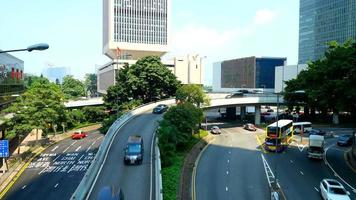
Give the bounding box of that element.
[308,134,324,159]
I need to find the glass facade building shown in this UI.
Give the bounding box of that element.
[0,53,24,109]
[220,57,286,89]
[298,0,356,64]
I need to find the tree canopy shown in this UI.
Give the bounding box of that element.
[175,84,210,107]
[104,56,181,109]
[84,73,97,97]
[284,39,356,123]
[62,75,85,99]
[5,79,66,136]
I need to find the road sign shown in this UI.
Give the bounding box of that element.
[0,140,9,158]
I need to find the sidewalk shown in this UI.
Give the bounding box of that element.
[0,124,101,194]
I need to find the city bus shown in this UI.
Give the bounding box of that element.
[264,119,294,152]
[293,122,312,134]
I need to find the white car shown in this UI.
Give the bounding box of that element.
[320,179,351,200]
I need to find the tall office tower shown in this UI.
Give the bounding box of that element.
[103,0,170,60]
[298,0,356,64]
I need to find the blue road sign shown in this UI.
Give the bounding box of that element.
[0,140,9,158]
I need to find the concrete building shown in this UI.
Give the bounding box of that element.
[298,0,356,64]
[97,54,204,94]
[42,66,70,83]
[274,64,307,93]
[102,0,170,60]
[212,56,286,92]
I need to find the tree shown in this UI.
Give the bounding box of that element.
[5,79,66,138]
[84,73,97,97]
[24,74,49,89]
[62,75,85,99]
[175,84,210,107]
[104,56,181,108]
[284,39,356,124]
[82,106,107,123]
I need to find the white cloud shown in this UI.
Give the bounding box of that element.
[253,9,277,25]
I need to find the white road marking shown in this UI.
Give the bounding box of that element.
[86,140,97,153]
[21,185,27,189]
[78,154,84,161]
[324,144,356,193]
[51,146,59,152]
[314,187,319,192]
[225,186,228,191]
[226,171,229,175]
[63,141,77,153]
[300,171,304,175]
[54,183,59,188]
[53,155,61,162]
[228,151,231,154]
[227,159,230,163]
[75,146,81,152]
[290,160,293,164]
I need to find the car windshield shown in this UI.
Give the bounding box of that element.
[329,187,347,195]
[127,144,141,154]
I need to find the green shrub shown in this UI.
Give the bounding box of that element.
[100,114,120,134]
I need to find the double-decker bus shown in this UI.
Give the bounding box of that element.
[264,119,294,152]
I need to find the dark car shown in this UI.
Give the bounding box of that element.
[225,92,243,98]
[243,123,257,131]
[98,186,124,200]
[124,135,144,165]
[210,126,221,134]
[309,129,326,136]
[337,134,353,146]
[152,104,168,114]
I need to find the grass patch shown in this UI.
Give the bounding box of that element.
[161,129,208,200]
[161,153,185,200]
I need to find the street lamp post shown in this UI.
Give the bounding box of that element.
[0,43,49,54]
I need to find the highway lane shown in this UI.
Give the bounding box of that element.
[196,127,270,200]
[3,131,103,200]
[262,136,356,200]
[88,112,161,200]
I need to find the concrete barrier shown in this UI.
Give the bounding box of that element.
[71,99,175,200]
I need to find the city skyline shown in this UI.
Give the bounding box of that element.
[0,0,299,84]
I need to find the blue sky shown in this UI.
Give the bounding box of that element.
[0,0,299,85]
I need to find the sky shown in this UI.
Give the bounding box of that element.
[0,0,299,85]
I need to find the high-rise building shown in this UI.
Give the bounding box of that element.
[42,66,70,84]
[212,56,286,92]
[298,0,356,64]
[102,0,170,60]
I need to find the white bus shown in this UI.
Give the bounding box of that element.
[293,122,312,134]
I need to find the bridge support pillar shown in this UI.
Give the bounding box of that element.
[226,107,236,120]
[240,106,246,120]
[255,105,261,125]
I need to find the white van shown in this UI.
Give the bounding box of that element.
[293,122,312,134]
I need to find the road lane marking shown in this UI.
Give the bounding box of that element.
[75,146,81,152]
[53,155,61,162]
[54,183,59,188]
[255,135,267,154]
[290,160,293,164]
[63,141,77,153]
[51,146,59,152]
[228,151,231,154]
[314,187,319,192]
[227,159,230,163]
[86,140,98,153]
[78,154,84,161]
[225,186,228,191]
[300,171,304,175]
[324,144,356,193]
[226,171,229,175]
[21,185,27,190]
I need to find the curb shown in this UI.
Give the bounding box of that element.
[345,151,356,173]
[0,147,45,199]
[0,126,101,198]
[191,135,215,200]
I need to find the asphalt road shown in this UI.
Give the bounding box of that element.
[88,112,161,200]
[3,130,103,200]
[262,132,356,200]
[196,127,270,200]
